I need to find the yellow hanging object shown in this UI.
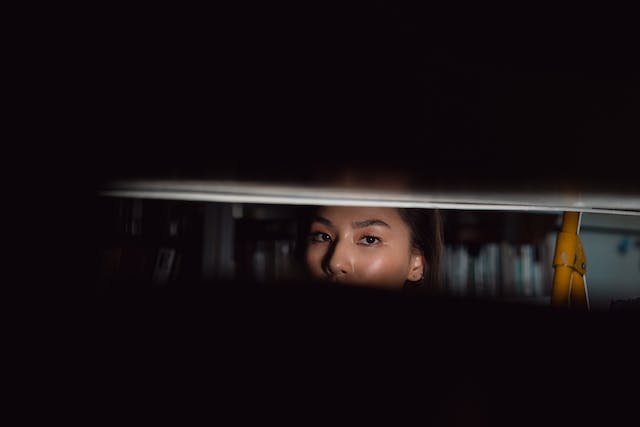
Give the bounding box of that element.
[551,211,589,310]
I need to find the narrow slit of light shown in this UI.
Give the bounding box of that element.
[98,189,640,216]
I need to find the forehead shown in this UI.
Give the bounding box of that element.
[315,206,405,226]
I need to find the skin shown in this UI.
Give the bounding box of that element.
[304,206,425,290]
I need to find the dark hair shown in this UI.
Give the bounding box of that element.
[397,208,444,292]
[293,206,444,292]
[293,206,317,267]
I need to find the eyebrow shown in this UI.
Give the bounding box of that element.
[311,215,391,229]
[311,215,333,227]
[352,219,391,229]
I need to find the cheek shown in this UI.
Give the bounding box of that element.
[357,251,409,284]
[305,245,326,276]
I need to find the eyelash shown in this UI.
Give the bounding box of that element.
[308,232,381,246]
[309,231,332,243]
[359,235,381,246]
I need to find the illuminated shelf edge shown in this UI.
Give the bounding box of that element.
[98,180,640,216]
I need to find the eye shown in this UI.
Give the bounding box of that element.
[359,235,381,246]
[309,231,332,243]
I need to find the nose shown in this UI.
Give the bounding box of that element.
[322,238,353,279]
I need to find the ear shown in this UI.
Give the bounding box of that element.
[406,252,426,282]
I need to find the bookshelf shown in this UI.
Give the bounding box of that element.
[442,211,558,302]
[95,197,205,294]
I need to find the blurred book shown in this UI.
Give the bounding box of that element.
[152,247,176,287]
[443,240,553,303]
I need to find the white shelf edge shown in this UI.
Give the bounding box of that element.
[97,180,640,216]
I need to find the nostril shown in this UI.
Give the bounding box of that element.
[329,272,348,283]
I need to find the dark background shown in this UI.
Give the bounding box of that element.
[72,2,640,192]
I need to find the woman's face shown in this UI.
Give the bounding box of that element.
[304,206,424,290]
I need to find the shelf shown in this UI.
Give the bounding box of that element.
[99,179,640,216]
